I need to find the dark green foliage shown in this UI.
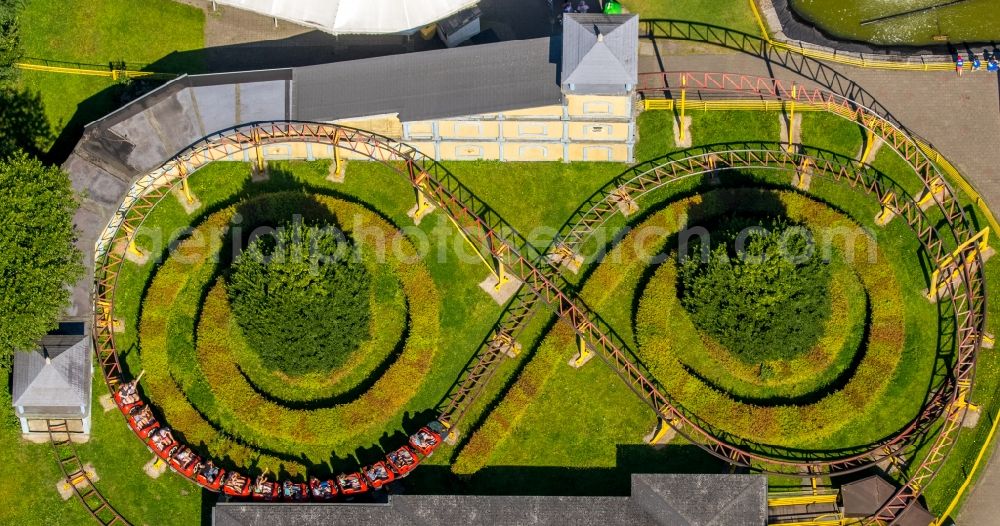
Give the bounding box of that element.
[228,219,372,376]
[0,151,82,367]
[678,215,831,362]
[0,87,52,158]
[0,0,22,83]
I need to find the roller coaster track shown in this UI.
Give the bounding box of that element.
[47,420,129,526]
[92,120,984,525]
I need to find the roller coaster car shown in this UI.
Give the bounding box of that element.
[196,462,225,491]
[409,427,442,456]
[363,462,396,489]
[252,476,279,501]
[337,472,369,496]
[168,446,201,477]
[114,381,142,412]
[386,446,419,476]
[127,405,158,439]
[309,477,338,500]
[147,427,177,459]
[222,472,251,497]
[281,480,309,502]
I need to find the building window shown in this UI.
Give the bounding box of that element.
[587,124,613,138]
[583,146,613,161]
[517,123,549,138]
[517,145,548,160]
[582,101,613,115]
[454,122,484,138]
[456,145,484,160]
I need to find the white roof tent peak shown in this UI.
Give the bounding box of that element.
[215,0,480,35]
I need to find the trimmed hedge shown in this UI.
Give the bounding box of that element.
[232,239,407,403]
[138,192,440,465]
[678,216,832,363]
[667,246,867,399]
[634,189,905,446]
[229,219,373,376]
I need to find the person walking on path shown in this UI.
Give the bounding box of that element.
[956,55,965,76]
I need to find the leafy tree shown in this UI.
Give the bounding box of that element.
[0,87,52,158]
[678,216,831,363]
[0,0,23,84]
[0,151,82,368]
[228,219,372,376]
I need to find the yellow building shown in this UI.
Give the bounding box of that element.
[291,14,640,163]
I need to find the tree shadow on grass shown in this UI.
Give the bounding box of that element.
[401,444,725,496]
[0,86,53,159]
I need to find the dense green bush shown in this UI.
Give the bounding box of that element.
[0,152,81,367]
[228,219,372,376]
[678,216,831,362]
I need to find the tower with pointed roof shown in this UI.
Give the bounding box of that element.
[11,323,93,441]
[560,13,639,162]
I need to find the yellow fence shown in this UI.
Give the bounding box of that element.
[768,493,839,507]
[16,61,175,81]
[747,0,961,72]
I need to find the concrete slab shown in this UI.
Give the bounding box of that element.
[144,457,168,479]
[673,115,692,148]
[478,273,522,305]
[406,201,437,226]
[56,463,99,501]
[779,113,802,151]
[172,185,203,214]
[98,393,117,413]
[568,349,596,368]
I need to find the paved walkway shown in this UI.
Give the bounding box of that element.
[175,0,559,71]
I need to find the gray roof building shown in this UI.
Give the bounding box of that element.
[292,37,562,123]
[561,14,639,95]
[213,474,767,526]
[12,324,92,420]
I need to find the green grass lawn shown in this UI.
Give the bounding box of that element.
[622,0,759,34]
[3,105,998,521]
[17,0,205,158]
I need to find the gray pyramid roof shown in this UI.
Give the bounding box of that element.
[630,474,767,526]
[842,475,897,518]
[12,331,92,413]
[561,13,639,94]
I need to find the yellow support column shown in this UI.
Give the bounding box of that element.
[250,128,267,181]
[860,128,879,164]
[120,225,147,264]
[874,192,896,226]
[407,171,437,224]
[915,177,947,211]
[928,228,993,300]
[569,323,595,368]
[492,245,511,292]
[328,130,346,183]
[785,83,798,151]
[679,76,687,143]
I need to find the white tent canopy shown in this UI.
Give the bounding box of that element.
[216,0,479,35]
